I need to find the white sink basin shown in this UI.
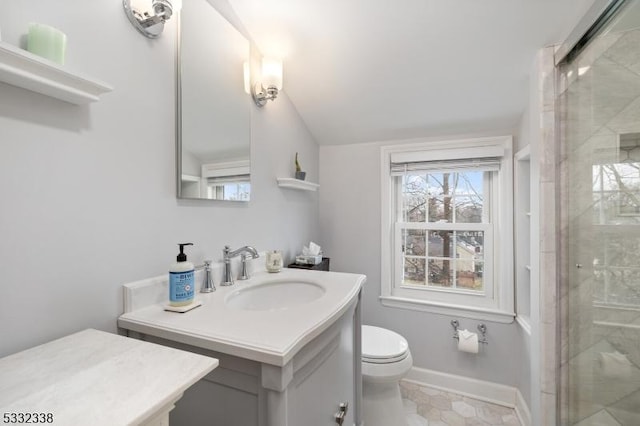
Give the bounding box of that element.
[225,280,326,311]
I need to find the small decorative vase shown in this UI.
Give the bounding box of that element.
[295,171,306,181]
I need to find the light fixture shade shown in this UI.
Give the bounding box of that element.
[261,58,283,90]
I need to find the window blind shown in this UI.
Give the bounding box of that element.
[206,174,250,184]
[390,157,501,176]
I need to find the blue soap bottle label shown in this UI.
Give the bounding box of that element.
[170,270,194,303]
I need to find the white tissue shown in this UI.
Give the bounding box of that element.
[458,329,479,354]
[309,242,321,255]
[302,241,322,256]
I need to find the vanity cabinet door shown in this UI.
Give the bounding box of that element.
[170,378,258,426]
[288,316,355,426]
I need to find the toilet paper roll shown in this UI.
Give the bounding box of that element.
[458,329,479,354]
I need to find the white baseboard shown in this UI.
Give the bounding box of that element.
[404,366,531,426]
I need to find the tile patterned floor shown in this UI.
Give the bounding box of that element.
[400,380,522,426]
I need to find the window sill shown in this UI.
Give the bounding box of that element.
[379,295,516,323]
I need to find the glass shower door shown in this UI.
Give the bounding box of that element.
[561,1,640,424]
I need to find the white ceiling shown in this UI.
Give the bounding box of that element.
[229,0,596,145]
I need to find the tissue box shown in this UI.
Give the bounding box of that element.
[295,255,323,265]
[288,257,330,271]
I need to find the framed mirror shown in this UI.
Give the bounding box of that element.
[177,0,251,201]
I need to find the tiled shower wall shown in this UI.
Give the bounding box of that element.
[558,28,640,425]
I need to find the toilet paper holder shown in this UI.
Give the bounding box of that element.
[451,320,488,345]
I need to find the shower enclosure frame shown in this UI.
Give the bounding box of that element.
[555,0,640,424]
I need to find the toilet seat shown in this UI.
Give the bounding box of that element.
[362,325,409,364]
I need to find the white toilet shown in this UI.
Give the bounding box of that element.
[362,325,413,426]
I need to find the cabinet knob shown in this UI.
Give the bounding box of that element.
[334,402,348,425]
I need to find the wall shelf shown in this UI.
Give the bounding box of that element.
[277,178,319,191]
[0,42,113,104]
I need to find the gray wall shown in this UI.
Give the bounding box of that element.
[182,150,202,177]
[319,138,523,387]
[0,0,320,357]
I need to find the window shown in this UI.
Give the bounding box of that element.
[380,136,514,322]
[207,176,250,201]
[202,160,251,201]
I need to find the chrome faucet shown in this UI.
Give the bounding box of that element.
[222,245,259,286]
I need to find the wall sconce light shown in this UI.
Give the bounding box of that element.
[252,58,283,107]
[123,0,182,38]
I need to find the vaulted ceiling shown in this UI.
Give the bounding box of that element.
[229,0,596,145]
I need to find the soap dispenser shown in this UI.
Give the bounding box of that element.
[169,243,195,307]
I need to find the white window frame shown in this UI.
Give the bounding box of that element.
[380,136,515,323]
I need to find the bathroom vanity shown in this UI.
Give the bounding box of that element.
[118,267,365,426]
[0,329,218,426]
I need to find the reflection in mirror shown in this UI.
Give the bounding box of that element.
[591,133,640,308]
[592,133,640,224]
[177,0,251,201]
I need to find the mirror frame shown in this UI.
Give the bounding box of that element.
[175,5,252,201]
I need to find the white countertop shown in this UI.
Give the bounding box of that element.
[118,269,365,366]
[0,329,218,426]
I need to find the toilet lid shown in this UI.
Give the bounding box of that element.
[362,325,409,363]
